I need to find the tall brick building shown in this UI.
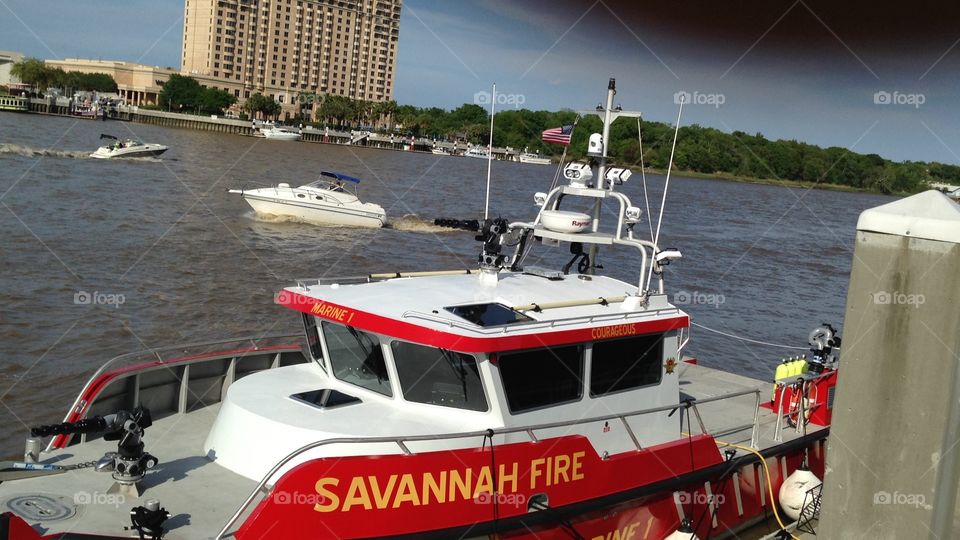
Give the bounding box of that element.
[181,0,401,116]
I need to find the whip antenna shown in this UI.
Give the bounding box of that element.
[484,83,496,219]
[637,117,654,242]
[653,97,684,248]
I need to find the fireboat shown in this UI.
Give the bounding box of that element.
[0,79,838,540]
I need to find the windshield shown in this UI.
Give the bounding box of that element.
[322,322,392,396]
[391,341,487,411]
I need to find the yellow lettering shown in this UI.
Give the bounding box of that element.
[572,451,585,481]
[393,473,421,508]
[473,466,493,498]
[422,471,447,505]
[341,476,372,511]
[313,477,340,513]
[449,469,471,502]
[626,522,639,539]
[368,474,397,509]
[553,454,571,485]
[498,462,518,494]
[530,458,545,489]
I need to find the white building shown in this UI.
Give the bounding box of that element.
[0,50,25,86]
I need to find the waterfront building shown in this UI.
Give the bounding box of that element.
[181,0,402,118]
[0,50,25,86]
[45,59,177,106]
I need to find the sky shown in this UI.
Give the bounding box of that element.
[2,0,960,164]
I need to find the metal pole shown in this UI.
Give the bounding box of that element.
[587,78,616,275]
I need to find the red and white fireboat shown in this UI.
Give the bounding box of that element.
[0,80,839,540]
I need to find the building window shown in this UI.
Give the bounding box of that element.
[391,342,487,411]
[499,345,583,413]
[322,322,392,397]
[590,334,664,396]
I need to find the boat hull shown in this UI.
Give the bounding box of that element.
[89,145,168,159]
[241,193,385,228]
[235,432,827,539]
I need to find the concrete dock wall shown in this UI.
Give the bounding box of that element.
[819,190,960,538]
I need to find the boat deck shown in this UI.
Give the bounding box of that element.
[0,362,822,539]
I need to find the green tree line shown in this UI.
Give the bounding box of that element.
[391,103,955,194]
[158,74,237,116]
[11,58,117,93]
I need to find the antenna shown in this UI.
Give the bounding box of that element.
[653,96,684,248]
[637,117,654,242]
[484,83,496,219]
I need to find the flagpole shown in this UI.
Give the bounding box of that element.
[484,83,496,220]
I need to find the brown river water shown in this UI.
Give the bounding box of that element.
[0,112,895,458]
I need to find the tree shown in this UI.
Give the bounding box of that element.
[10,58,53,92]
[198,88,237,115]
[159,74,202,112]
[244,93,281,119]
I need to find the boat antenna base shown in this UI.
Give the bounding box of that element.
[127,499,169,540]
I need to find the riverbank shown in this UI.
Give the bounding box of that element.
[640,167,912,196]
[3,103,919,196]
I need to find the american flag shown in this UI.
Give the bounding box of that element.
[541,124,574,146]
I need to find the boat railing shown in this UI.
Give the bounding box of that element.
[46,333,304,452]
[216,387,761,539]
[771,370,836,442]
[683,388,762,449]
[400,305,683,335]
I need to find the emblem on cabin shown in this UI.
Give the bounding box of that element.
[664,358,678,374]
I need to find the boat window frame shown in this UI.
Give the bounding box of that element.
[301,313,326,369]
[588,333,665,398]
[320,321,393,398]
[496,343,585,414]
[389,340,489,413]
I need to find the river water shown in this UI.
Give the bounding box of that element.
[0,112,894,457]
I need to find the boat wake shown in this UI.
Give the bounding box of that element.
[0,143,90,160]
[385,214,461,233]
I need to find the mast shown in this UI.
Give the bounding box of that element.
[579,78,642,274]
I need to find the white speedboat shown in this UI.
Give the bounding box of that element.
[259,124,301,141]
[519,152,551,165]
[431,146,450,155]
[228,171,386,228]
[465,145,490,159]
[89,134,168,159]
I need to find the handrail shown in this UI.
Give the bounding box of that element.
[399,306,682,335]
[47,333,303,452]
[683,388,763,449]
[216,395,730,539]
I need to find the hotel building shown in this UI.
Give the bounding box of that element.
[181,0,402,116]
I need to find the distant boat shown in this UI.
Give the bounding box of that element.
[431,147,450,156]
[259,125,301,141]
[89,134,168,159]
[518,152,551,165]
[228,171,386,228]
[464,146,489,159]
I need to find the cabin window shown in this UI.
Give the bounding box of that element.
[498,345,583,413]
[590,334,664,396]
[321,322,392,396]
[391,342,487,411]
[301,313,325,367]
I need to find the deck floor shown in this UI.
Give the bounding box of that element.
[0,403,254,539]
